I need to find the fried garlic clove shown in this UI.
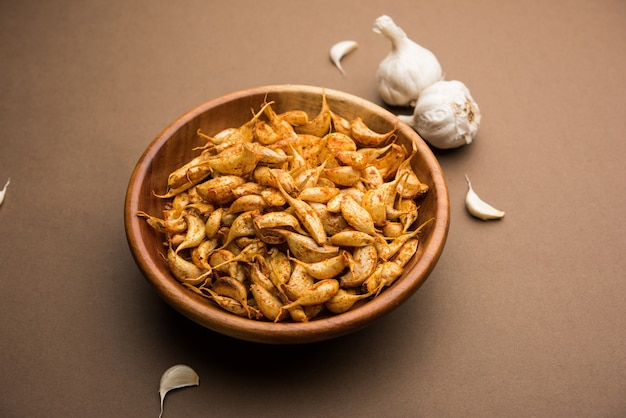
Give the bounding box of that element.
[309,202,350,236]
[253,119,281,145]
[266,247,293,287]
[252,210,301,232]
[272,229,339,263]
[190,238,219,270]
[292,161,327,191]
[250,283,289,322]
[219,211,256,249]
[323,165,362,187]
[382,221,404,238]
[340,244,378,287]
[175,213,207,254]
[326,187,363,212]
[281,263,315,301]
[210,276,255,317]
[289,251,350,281]
[204,207,224,239]
[206,288,256,318]
[325,288,371,314]
[329,230,376,247]
[246,141,291,165]
[166,156,212,192]
[280,279,340,313]
[377,217,434,261]
[136,211,186,234]
[253,166,296,195]
[350,116,396,147]
[334,150,369,170]
[262,101,299,142]
[274,178,327,246]
[211,276,248,305]
[325,131,357,153]
[361,187,388,227]
[159,364,199,418]
[232,181,265,198]
[297,186,341,204]
[357,143,395,163]
[227,194,268,215]
[361,166,384,190]
[397,198,419,232]
[340,193,378,236]
[249,256,276,291]
[224,101,273,146]
[278,109,309,126]
[303,304,324,320]
[195,175,245,205]
[295,91,331,137]
[167,246,210,285]
[369,143,407,180]
[330,111,352,136]
[207,143,259,177]
[260,187,287,207]
[395,153,429,198]
[284,304,310,323]
[197,127,236,147]
[390,238,419,268]
[362,261,404,296]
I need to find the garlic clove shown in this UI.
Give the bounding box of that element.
[329,40,358,76]
[0,178,10,206]
[401,80,481,149]
[159,364,200,418]
[464,175,505,221]
[373,15,443,107]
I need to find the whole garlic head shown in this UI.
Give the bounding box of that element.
[374,15,443,107]
[398,80,481,149]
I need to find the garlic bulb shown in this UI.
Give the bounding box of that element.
[464,175,505,220]
[159,364,199,418]
[398,80,481,149]
[373,15,443,107]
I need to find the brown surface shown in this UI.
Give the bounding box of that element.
[124,85,450,344]
[1,0,625,416]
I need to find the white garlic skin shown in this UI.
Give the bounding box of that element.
[374,15,443,107]
[399,80,481,149]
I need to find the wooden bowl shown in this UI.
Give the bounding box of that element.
[124,85,449,344]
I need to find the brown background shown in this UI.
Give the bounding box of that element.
[1,0,625,416]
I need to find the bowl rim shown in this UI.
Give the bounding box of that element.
[124,84,450,344]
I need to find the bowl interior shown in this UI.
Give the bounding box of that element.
[125,85,449,344]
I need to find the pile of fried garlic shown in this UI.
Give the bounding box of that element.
[138,94,434,323]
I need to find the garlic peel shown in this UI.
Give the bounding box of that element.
[330,40,358,76]
[0,178,10,206]
[374,15,443,107]
[464,175,505,221]
[401,80,481,149]
[159,364,199,418]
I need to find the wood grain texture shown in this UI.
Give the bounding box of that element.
[124,85,450,344]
